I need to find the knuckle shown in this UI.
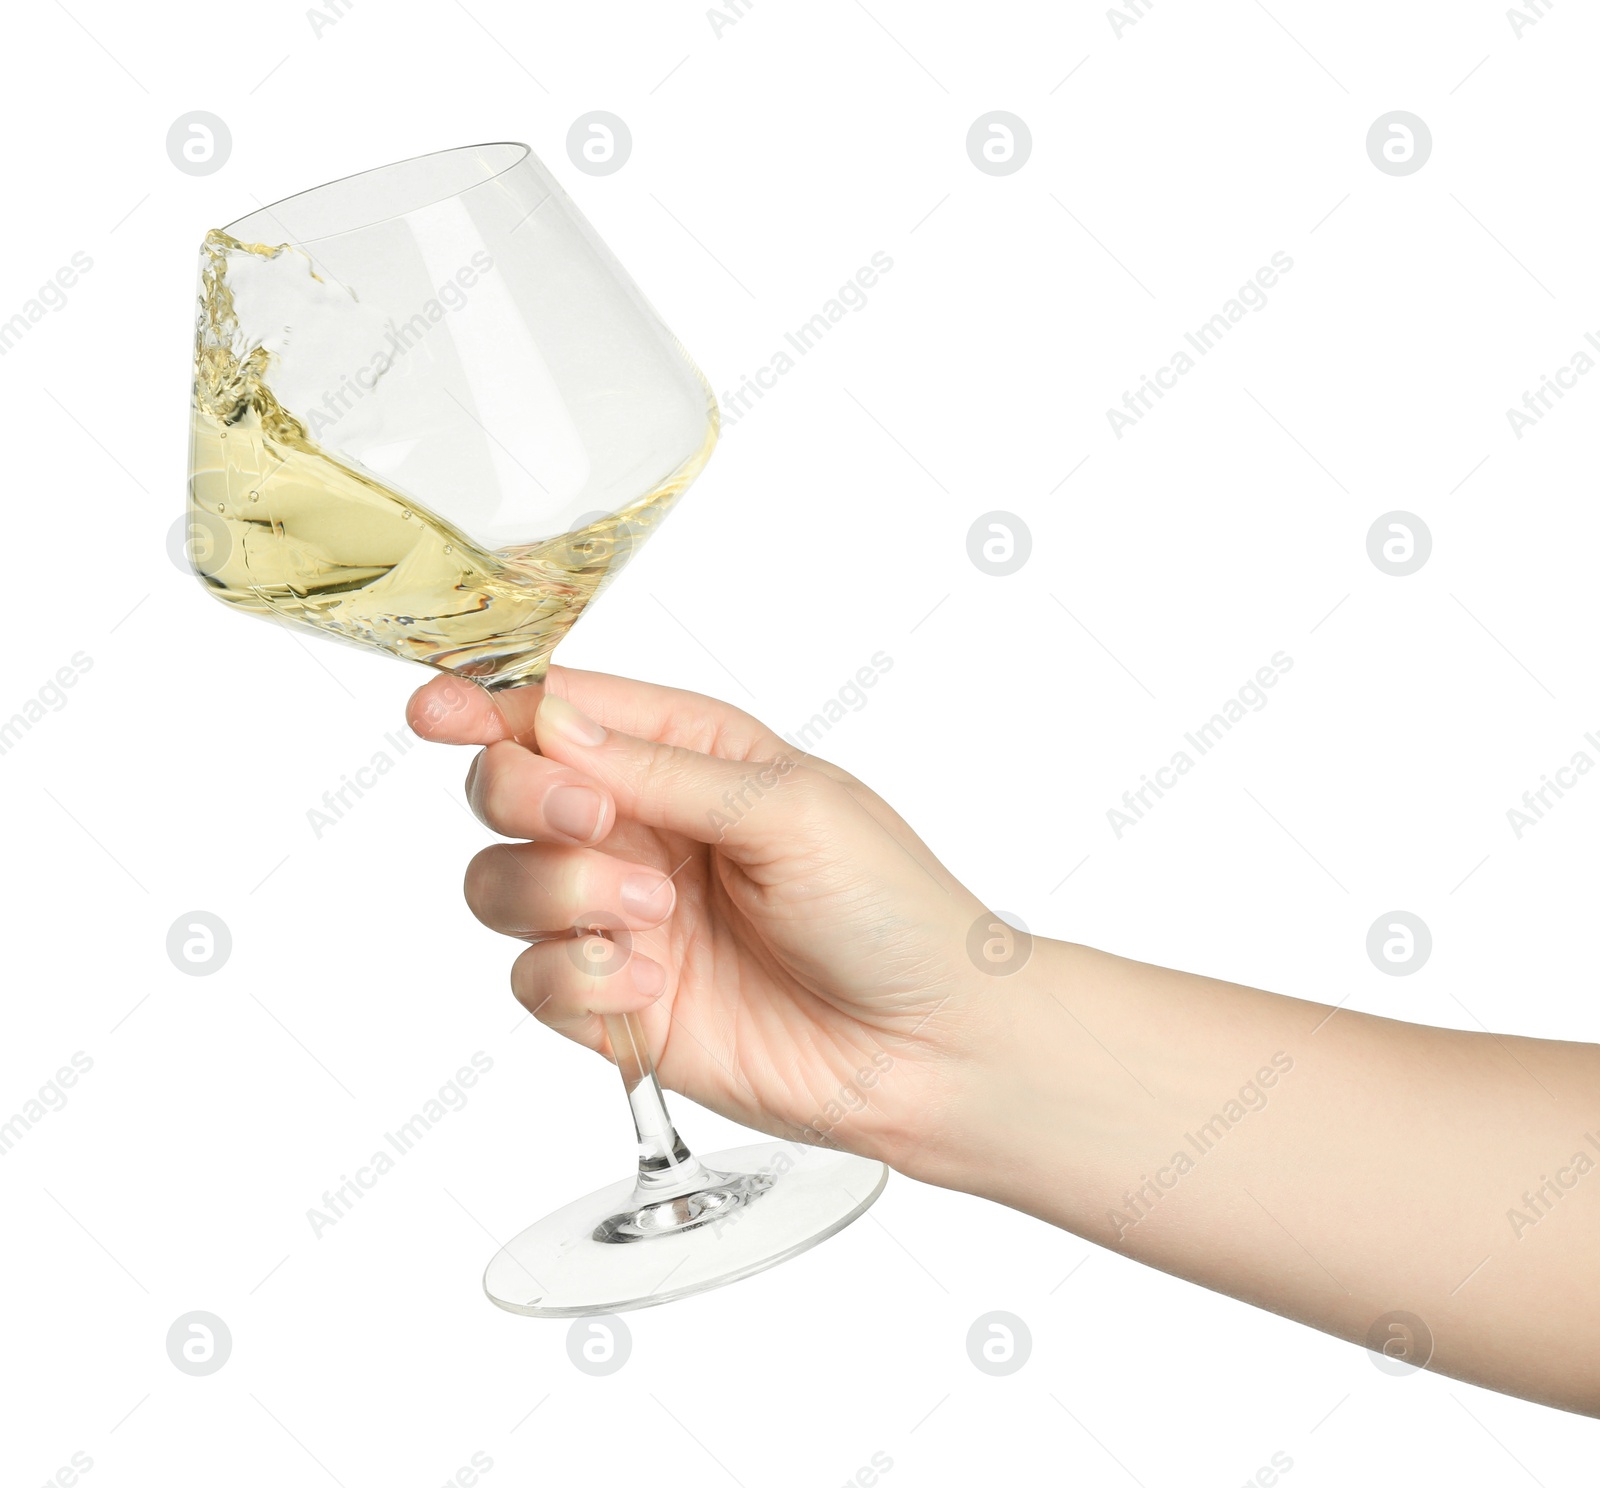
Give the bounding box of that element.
[634,740,695,805]
[510,943,559,1014]
[462,845,509,920]
[704,756,823,838]
[476,744,525,835]
[772,761,833,816]
[788,761,832,799]
[567,860,605,923]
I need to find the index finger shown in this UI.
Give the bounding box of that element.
[406,672,530,747]
[407,664,788,762]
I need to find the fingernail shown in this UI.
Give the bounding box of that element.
[629,955,666,998]
[539,695,607,746]
[620,872,674,922]
[544,784,604,842]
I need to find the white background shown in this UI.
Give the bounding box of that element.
[2,0,1597,1482]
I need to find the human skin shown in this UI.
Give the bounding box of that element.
[409,666,1600,1417]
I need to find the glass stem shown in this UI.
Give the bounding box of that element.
[601,1012,705,1193]
[485,686,705,1197]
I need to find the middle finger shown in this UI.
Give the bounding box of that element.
[467,739,616,845]
[464,841,677,939]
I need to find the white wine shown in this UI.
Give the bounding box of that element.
[188,230,713,690]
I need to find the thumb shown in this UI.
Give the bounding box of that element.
[533,694,810,856]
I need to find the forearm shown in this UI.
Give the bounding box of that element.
[915,938,1600,1416]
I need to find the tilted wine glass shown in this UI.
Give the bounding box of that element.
[186,143,886,1314]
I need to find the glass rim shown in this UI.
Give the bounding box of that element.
[222,140,533,248]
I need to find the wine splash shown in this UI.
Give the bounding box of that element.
[187,231,714,689]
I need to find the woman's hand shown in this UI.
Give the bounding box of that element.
[407,666,998,1174]
[410,666,1600,1415]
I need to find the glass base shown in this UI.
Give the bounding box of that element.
[483,1142,888,1316]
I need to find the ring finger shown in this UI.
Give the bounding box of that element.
[509,933,669,1053]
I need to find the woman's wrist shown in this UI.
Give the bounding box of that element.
[891,935,1208,1240]
[885,935,1099,1206]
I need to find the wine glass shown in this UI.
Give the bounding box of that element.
[186,142,887,1315]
